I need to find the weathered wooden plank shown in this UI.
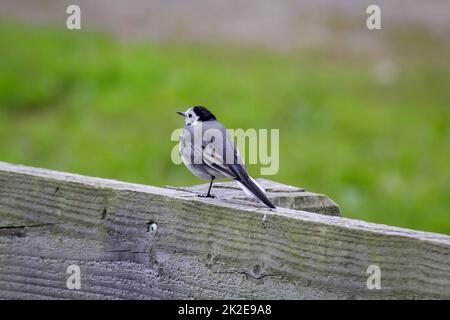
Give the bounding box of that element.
[0,161,449,299]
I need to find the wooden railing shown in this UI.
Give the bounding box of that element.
[0,161,448,299]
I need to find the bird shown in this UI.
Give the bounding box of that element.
[177,106,276,209]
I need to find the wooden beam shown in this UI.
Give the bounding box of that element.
[0,162,449,299]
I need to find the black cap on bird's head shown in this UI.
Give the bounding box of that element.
[192,106,216,121]
[177,105,216,125]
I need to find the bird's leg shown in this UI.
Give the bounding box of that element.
[199,177,216,198]
[206,177,215,198]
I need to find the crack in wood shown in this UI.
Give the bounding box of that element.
[106,249,149,254]
[0,223,58,229]
[217,269,282,280]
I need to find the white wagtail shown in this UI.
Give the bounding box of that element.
[177,106,276,209]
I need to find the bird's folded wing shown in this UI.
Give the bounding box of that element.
[202,135,252,182]
[202,143,237,178]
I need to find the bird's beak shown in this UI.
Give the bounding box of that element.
[177,111,186,117]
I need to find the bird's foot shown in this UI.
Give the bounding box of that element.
[198,194,216,199]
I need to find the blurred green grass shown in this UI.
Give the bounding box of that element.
[0,21,449,234]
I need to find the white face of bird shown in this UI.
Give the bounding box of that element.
[177,107,200,126]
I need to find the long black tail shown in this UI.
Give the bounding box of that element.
[235,176,276,209]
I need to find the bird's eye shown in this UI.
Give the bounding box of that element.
[188,114,192,118]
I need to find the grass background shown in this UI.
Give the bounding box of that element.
[0,21,449,234]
